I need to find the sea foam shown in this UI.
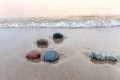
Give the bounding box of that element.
[0,16,120,28]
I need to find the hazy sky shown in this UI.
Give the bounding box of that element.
[0,0,120,17]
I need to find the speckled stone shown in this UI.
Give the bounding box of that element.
[37,39,48,45]
[43,50,59,62]
[91,51,117,61]
[53,33,63,39]
[26,50,41,59]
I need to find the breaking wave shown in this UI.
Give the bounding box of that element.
[0,16,120,28]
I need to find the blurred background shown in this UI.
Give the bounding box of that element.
[0,0,120,17]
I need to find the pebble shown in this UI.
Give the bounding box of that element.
[53,33,63,39]
[26,50,41,59]
[91,51,117,61]
[37,39,48,46]
[43,50,60,62]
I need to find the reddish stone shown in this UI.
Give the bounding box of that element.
[26,50,41,59]
[37,39,48,46]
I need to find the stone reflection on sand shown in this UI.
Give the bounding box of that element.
[53,39,63,44]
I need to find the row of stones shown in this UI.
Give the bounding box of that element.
[26,33,63,62]
[26,50,118,63]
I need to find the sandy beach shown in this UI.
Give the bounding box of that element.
[0,27,120,80]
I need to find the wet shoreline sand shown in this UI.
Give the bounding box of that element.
[0,27,120,80]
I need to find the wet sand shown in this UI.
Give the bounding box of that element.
[0,28,120,80]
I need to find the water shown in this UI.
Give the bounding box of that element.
[0,16,120,28]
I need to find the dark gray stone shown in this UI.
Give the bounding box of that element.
[43,50,59,62]
[91,51,117,61]
[53,33,63,39]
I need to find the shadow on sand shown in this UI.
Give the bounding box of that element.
[90,59,117,65]
[53,39,64,44]
[26,58,41,63]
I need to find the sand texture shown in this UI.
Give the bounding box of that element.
[0,28,120,80]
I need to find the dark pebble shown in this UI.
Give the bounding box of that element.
[53,33,63,39]
[43,50,59,62]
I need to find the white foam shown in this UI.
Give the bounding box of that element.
[0,16,120,28]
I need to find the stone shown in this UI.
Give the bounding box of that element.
[26,50,41,59]
[53,33,63,39]
[43,50,59,62]
[90,51,117,61]
[37,39,48,46]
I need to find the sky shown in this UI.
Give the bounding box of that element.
[0,0,120,17]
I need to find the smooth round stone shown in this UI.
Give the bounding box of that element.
[53,33,63,39]
[37,39,48,45]
[26,50,41,59]
[43,50,59,62]
[91,51,117,61]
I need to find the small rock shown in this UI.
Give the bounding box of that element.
[43,50,59,62]
[26,50,41,59]
[53,33,63,39]
[37,39,48,46]
[91,51,117,61]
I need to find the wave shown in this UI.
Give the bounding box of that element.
[0,16,120,28]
